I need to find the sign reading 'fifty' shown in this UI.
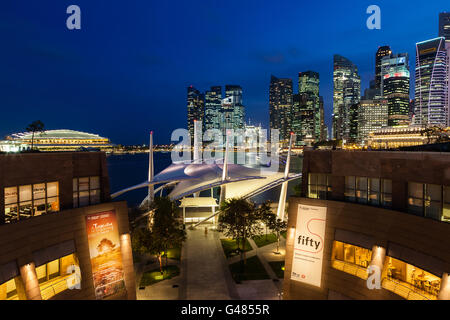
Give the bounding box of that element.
[291,204,327,288]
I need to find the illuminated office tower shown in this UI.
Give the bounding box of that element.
[439,12,450,42]
[348,103,359,144]
[415,38,448,126]
[187,85,204,143]
[333,55,361,141]
[319,96,327,141]
[375,46,392,92]
[204,86,222,136]
[269,75,293,143]
[224,85,245,131]
[292,93,314,146]
[298,71,322,142]
[381,53,410,126]
[358,99,389,145]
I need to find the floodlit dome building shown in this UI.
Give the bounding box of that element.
[5,129,113,151]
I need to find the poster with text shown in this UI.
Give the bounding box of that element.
[86,210,125,299]
[291,204,327,287]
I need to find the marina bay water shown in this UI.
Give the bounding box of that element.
[107,152,303,208]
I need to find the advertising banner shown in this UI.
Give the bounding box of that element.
[85,210,125,299]
[291,204,327,287]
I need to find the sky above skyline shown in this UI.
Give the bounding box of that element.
[1,0,448,145]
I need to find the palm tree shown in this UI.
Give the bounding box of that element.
[26,121,45,150]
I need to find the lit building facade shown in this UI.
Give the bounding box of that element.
[187,85,205,143]
[333,55,361,141]
[439,12,450,42]
[381,53,411,126]
[415,38,448,127]
[6,130,112,152]
[298,71,323,143]
[292,93,315,146]
[0,152,135,300]
[367,126,437,149]
[283,150,450,300]
[375,46,392,93]
[358,99,388,145]
[204,86,222,134]
[269,75,293,144]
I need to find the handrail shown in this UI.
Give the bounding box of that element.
[40,275,71,300]
[381,277,432,300]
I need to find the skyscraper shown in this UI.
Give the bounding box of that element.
[187,86,204,143]
[375,46,392,92]
[381,53,410,126]
[358,99,388,145]
[415,37,448,126]
[333,55,361,141]
[298,71,323,142]
[269,75,293,143]
[292,93,315,146]
[224,85,245,131]
[204,86,222,133]
[439,12,450,42]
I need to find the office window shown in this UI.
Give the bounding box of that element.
[381,179,392,208]
[369,178,380,206]
[73,176,101,208]
[4,182,59,223]
[345,176,356,202]
[345,176,391,209]
[408,183,447,222]
[308,173,331,199]
[408,183,424,216]
[331,241,372,280]
[443,186,450,223]
[383,256,441,300]
[38,253,80,300]
[356,177,368,204]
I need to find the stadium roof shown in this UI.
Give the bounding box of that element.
[8,129,109,141]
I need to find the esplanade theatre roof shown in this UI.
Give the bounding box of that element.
[111,158,302,203]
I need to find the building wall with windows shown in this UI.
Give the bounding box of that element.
[0,152,110,224]
[0,152,135,300]
[283,150,450,300]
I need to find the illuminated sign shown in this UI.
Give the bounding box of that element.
[86,210,125,299]
[291,204,327,287]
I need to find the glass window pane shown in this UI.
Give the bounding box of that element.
[79,191,89,207]
[73,193,79,208]
[357,177,368,191]
[426,184,441,202]
[90,190,101,204]
[33,183,46,200]
[19,185,32,202]
[4,187,17,205]
[317,174,326,186]
[408,198,423,216]
[409,182,423,198]
[309,174,317,185]
[4,205,18,223]
[47,197,59,213]
[425,202,441,221]
[383,180,392,194]
[19,202,32,220]
[369,178,380,192]
[47,182,59,197]
[79,178,89,191]
[73,178,78,192]
[36,265,47,283]
[33,199,46,216]
[90,176,100,190]
[346,176,355,189]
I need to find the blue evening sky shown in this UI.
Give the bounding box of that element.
[0,0,448,144]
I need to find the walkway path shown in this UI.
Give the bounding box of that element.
[181,227,239,300]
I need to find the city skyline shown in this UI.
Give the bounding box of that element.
[1,1,449,145]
